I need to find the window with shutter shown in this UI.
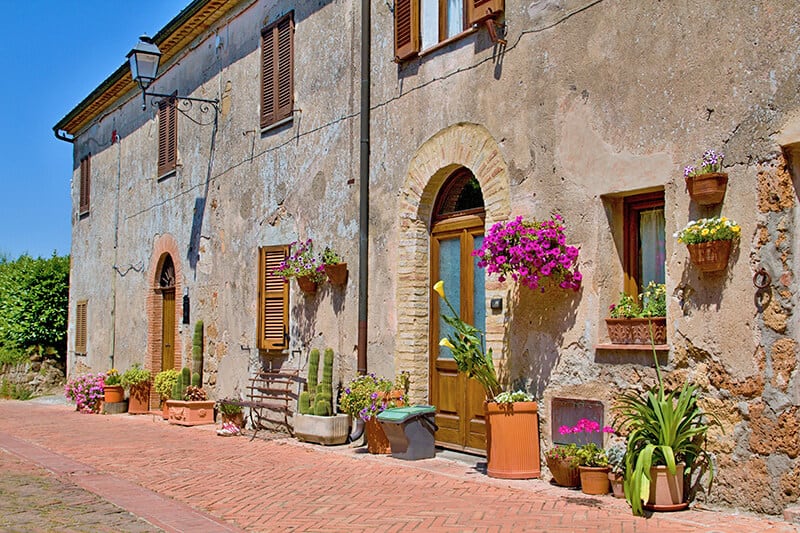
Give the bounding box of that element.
[75,300,88,354]
[157,93,177,177]
[257,245,290,351]
[79,155,90,216]
[394,0,503,59]
[261,13,294,130]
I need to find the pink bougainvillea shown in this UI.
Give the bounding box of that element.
[473,214,582,292]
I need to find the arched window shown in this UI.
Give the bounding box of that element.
[432,168,484,223]
[159,255,175,289]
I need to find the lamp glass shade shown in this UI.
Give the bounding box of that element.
[127,37,161,89]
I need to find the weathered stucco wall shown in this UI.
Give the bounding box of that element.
[65,0,800,515]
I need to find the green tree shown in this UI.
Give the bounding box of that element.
[0,253,69,363]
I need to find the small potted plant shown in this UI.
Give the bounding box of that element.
[120,363,152,414]
[473,214,582,292]
[607,281,667,344]
[683,149,727,205]
[559,418,615,495]
[217,400,245,429]
[675,216,741,272]
[64,373,105,413]
[606,441,627,498]
[153,369,180,419]
[340,373,405,454]
[272,239,326,294]
[103,368,124,404]
[320,247,348,285]
[166,367,216,426]
[544,443,580,488]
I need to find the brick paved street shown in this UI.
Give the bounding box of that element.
[0,399,796,532]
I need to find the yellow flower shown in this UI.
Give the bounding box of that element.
[732,225,740,233]
[701,229,709,236]
[720,217,728,223]
[433,280,445,299]
[439,338,455,350]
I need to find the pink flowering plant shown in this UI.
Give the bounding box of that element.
[557,418,615,467]
[473,215,581,292]
[64,372,105,413]
[684,149,724,178]
[272,239,326,283]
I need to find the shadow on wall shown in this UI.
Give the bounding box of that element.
[291,290,320,353]
[503,283,581,397]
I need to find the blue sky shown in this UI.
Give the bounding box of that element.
[0,1,188,259]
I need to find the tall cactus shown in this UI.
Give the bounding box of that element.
[313,348,334,416]
[192,321,204,387]
[299,349,320,415]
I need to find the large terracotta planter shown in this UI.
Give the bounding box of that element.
[294,413,350,445]
[296,276,318,295]
[545,455,580,487]
[579,466,611,495]
[365,416,392,454]
[166,400,216,426]
[103,385,124,404]
[485,401,540,479]
[324,263,348,285]
[685,172,728,205]
[687,240,732,272]
[605,317,666,345]
[644,463,689,512]
[127,383,151,414]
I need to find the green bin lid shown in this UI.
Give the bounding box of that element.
[376,405,436,423]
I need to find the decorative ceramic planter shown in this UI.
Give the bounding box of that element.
[605,317,667,345]
[296,275,318,295]
[687,240,732,272]
[166,400,216,426]
[324,263,348,285]
[294,413,350,445]
[103,385,124,403]
[685,172,728,205]
[609,471,625,498]
[485,401,540,479]
[579,466,611,495]
[545,455,580,487]
[365,416,392,454]
[644,463,688,512]
[127,383,151,414]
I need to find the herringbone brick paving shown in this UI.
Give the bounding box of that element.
[0,400,795,532]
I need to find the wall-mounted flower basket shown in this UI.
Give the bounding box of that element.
[606,317,667,345]
[687,240,732,272]
[685,172,728,205]
[324,262,348,285]
[296,275,318,294]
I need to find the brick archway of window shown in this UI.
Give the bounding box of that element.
[396,123,511,403]
[146,234,183,407]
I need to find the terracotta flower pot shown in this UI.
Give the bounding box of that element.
[687,240,732,273]
[296,276,318,294]
[605,317,667,345]
[609,471,625,498]
[485,401,540,479]
[364,416,392,454]
[222,411,245,429]
[644,463,689,512]
[685,172,728,206]
[545,455,580,487]
[103,385,124,404]
[127,383,151,414]
[579,466,611,495]
[324,262,348,285]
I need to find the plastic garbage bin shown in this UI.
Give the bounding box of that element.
[376,405,437,460]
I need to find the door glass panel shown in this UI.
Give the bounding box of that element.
[472,235,485,333]
[421,0,439,50]
[438,237,461,359]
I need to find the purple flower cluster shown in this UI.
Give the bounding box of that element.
[272,239,326,282]
[64,373,105,413]
[684,149,725,177]
[473,215,582,292]
[340,373,403,422]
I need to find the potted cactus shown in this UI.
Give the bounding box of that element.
[293,348,350,445]
[166,321,215,426]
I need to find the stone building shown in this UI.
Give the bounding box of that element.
[54,0,800,515]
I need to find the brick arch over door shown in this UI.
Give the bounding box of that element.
[146,234,184,406]
[396,123,511,402]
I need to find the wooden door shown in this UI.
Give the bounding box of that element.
[430,215,487,452]
[161,289,175,371]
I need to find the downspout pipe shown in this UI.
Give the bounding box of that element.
[357,0,370,376]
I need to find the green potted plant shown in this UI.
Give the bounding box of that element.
[319,247,347,285]
[153,369,179,419]
[272,239,326,294]
[120,363,152,414]
[606,441,627,498]
[341,372,405,454]
[683,149,727,205]
[675,216,741,272]
[166,322,215,426]
[294,348,350,445]
[435,280,540,479]
[566,419,615,495]
[544,443,580,488]
[606,281,667,345]
[613,339,721,515]
[103,368,124,405]
[217,400,245,429]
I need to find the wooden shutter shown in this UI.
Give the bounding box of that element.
[467,0,504,25]
[79,155,90,215]
[157,94,177,176]
[261,13,294,129]
[75,300,87,354]
[257,245,289,351]
[394,0,420,61]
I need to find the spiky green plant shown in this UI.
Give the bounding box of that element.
[192,321,204,386]
[313,349,334,416]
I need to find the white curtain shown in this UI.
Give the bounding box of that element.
[639,208,666,288]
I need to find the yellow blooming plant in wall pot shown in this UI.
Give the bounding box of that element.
[674,216,740,272]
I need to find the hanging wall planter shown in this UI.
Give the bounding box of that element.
[324,262,348,285]
[685,172,728,205]
[687,240,732,272]
[676,217,740,273]
[295,275,318,294]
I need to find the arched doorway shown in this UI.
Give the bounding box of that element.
[429,168,487,452]
[158,255,176,371]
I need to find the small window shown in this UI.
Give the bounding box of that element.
[157,94,177,177]
[257,245,290,351]
[623,192,666,297]
[395,0,504,60]
[75,300,88,354]
[261,13,294,130]
[79,154,90,216]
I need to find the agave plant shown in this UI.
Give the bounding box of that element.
[612,333,721,516]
